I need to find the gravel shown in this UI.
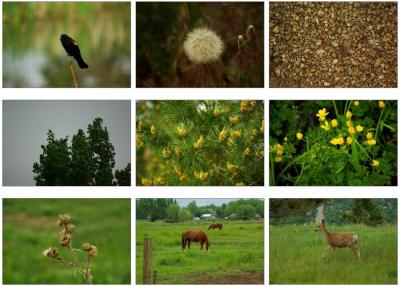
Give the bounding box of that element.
[270,2,397,88]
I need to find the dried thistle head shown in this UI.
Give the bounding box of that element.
[59,232,72,247]
[66,224,76,233]
[183,27,224,64]
[83,243,97,257]
[246,25,255,40]
[43,247,59,259]
[57,214,71,226]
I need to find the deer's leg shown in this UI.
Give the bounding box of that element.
[352,246,361,259]
[321,246,331,259]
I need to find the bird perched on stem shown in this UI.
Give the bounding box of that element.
[60,34,89,69]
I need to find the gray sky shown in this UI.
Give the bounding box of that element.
[176,199,263,207]
[3,100,131,186]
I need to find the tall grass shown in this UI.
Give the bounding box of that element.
[136,220,264,284]
[270,224,397,284]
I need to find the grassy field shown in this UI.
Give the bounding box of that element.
[270,224,397,284]
[136,220,264,284]
[3,199,131,284]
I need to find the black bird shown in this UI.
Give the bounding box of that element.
[60,34,89,69]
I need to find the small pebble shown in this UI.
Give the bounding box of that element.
[317,10,324,17]
[273,26,280,33]
[324,82,330,87]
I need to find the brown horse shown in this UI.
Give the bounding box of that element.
[181,230,211,251]
[208,223,223,230]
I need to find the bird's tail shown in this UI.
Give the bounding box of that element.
[75,55,89,69]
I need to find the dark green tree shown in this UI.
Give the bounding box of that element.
[33,118,129,186]
[187,201,200,217]
[236,204,256,220]
[70,129,92,185]
[87,118,116,185]
[115,163,131,186]
[136,199,176,221]
[33,130,71,185]
[166,203,181,222]
[349,199,384,226]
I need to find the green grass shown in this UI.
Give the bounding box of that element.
[3,199,131,284]
[270,224,397,284]
[136,220,264,284]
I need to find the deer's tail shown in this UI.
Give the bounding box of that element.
[353,234,358,244]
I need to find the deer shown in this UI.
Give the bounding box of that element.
[315,219,360,260]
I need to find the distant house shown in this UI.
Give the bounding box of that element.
[200,214,216,220]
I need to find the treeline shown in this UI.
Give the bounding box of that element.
[270,199,397,226]
[136,199,264,222]
[33,118,130,186]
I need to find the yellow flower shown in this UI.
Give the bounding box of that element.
[150,124,157,135]
[331,119,338,128]
[213,108,222,117]
[355,125,364,132]
[379,101,385,108]
[284,137,288,142]
[346,120,352,128]
[316,108,329,121]
[235,182,245,186]
[274,143,284,155]
[346,111,352,119]
[260,120,264,134]
[346,137,353,145]
[229,116,239,124]
[194,171,209,181]
[141,177,152,186]
[138,120,144,131]
[219,127,228,141]
[371,160,379,167]
[175,147,181,157]
[348,126,356,135]
[154,177,165,185]
[240,101,254,112]
[179,174,188,181]
[226,163,237,173]
[193,136,204,149]
[232,130,242,138]
[243,147,251,157]
[136,136,144,147]
[296,132,303,140]
[275,156,283,162]
[366,132,373,140]
[320,120,330,131]
[174,166,183,175]
[330,137,344,145]
[366,139,376,145]
[176,125,186,137]
[354,101,359,107]
[227,137,235,147]
[162,148,171,159]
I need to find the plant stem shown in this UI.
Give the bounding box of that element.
[332,100,339,119]
[68,56,78,88]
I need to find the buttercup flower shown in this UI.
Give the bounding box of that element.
[356,125,364,132]
[371,160,379,167]
[183,27,224,64]
[348,126,356,135]
[379,101,385,108]
[346,120,352,128]
[320,120,330,131]
[330,137,344,145]
[354,101,359,106]
[296,132,303,140]
[346,137,353,145]
[366,139,376,145]
[316,108,329,121]
[275,156,283,162]
[346,111,352,119]
[366,132,373,140]
[331,119,338,128]
[274,143,284,155]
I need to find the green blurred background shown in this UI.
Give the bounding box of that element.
[3,198,131,284]
[3,2,131,88]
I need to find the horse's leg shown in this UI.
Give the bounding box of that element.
[200,241,204,251]
[188,240,191,249]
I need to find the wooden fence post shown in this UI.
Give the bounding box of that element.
[143,237,152,284]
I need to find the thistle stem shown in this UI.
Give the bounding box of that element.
[68,56,78,88]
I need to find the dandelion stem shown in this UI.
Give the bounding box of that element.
[68,56,78,88]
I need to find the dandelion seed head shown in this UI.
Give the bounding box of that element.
[183,27,224,64]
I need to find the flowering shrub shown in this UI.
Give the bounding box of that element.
[137,100,264,186]
[270,100,397,186]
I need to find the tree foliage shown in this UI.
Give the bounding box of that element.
[137,100,264,186]
[33,118,130,186]
[344,199,384,226]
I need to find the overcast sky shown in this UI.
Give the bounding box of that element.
[176,198,263,207]
[3,100,131,186]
